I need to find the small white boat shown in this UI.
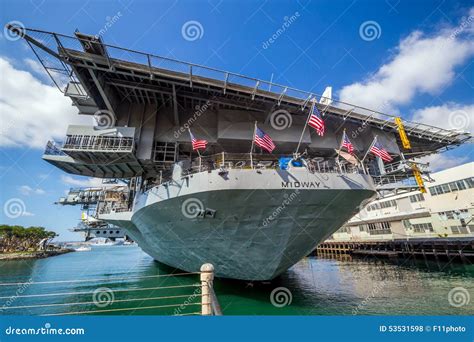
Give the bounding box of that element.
[74,246,91,252]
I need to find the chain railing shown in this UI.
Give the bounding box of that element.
[44,141,66,156]
[0,264,220,316]
[62,135,134,152]
[185,152,364,175]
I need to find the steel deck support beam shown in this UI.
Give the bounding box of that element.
[88,69,116,118]
[172,84,179,126]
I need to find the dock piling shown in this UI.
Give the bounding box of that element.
[200,263,214,316]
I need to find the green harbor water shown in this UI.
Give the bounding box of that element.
[0,245,472,316]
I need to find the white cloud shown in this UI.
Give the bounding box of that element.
[60,175,108,188]
[0,57,91,149]
[412,103,474,134]
[18,185,46,196]
[24,58,46,76]
[417,153,469,172]
[339,10,474,113]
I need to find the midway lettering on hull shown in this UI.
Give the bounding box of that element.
[281,181,320,188]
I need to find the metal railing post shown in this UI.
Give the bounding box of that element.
[200,263,214,316]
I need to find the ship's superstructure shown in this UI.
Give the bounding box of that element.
[330,162,474,241]
[8,25,471,280]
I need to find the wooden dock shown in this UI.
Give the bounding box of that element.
[315,237,474,262]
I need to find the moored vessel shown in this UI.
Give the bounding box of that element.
[7,25,471,280]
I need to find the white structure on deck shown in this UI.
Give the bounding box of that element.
[330,162,474,241]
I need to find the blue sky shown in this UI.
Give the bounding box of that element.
[1,0,473,240]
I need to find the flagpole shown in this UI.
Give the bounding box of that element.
[295,98,315,157]
[250,121,257,169]
[188,127,201,163]
[337,129,345,162]
[361,135,377,164]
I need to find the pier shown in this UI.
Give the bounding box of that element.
[315,238,474,262]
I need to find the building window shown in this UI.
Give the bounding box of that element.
[451,226,469,234]
[409,193,425,203]
[380,200,397,209]
[439,211,454,220]
[428,177,473,196]
[439,210,470,220]
[468,225,474,233]
[367,203,380,211]
[455,180,467,191]
[412,223,434,233]
[362,221,392,235]
[336,226,350,233]
[368,200,397,211]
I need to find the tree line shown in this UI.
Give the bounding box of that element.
[0,225,57,253]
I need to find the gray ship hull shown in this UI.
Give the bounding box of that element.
[102,168,376,280]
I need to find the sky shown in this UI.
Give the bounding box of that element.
[0,0,473,241]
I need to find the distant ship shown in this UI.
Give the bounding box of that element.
[8,25,471,280]
[57,186,129,242]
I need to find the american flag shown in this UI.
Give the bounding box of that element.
[308,103,325,136]
[370,138,393,162]
[254,127,275,153]
[341,131,354,154]
[189,130,207,151]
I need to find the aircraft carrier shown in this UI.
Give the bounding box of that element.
[7,25,471,280]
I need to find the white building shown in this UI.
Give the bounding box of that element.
[330,162,474,241]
